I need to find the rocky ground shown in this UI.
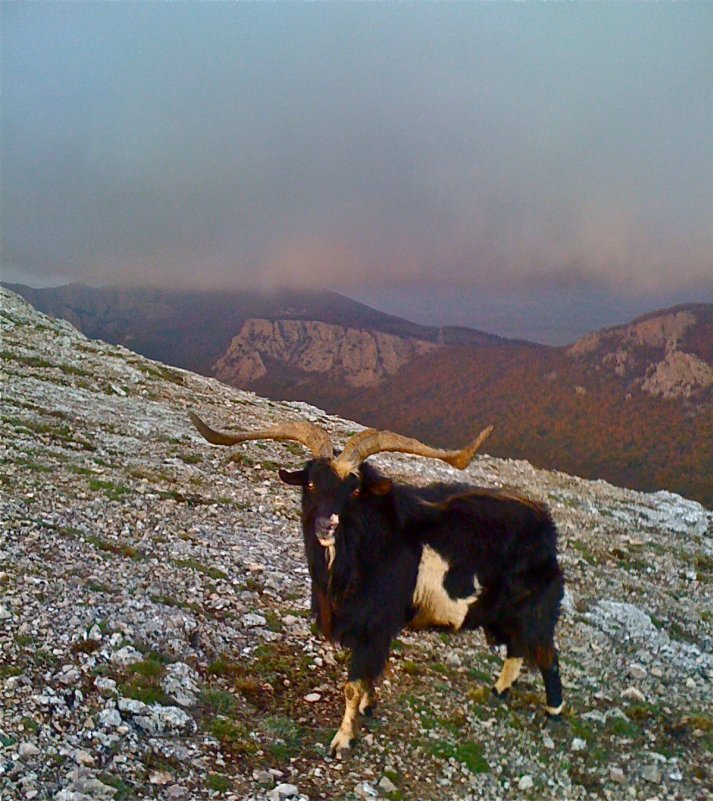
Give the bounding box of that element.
[1,286,711,801]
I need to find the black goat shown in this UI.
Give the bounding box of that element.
[189,412,564,756]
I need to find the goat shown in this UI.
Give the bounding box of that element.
[189,412,564,756]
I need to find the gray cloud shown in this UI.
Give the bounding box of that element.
[2,3,711,301]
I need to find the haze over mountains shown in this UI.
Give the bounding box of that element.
[5,282,712,505]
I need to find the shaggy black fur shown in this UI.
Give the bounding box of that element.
[279,459,565,714]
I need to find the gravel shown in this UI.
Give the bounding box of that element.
[1,286,711,800]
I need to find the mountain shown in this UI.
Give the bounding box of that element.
[336,304,713,506]
[1,285,711,800]
[4,282,712,505]
[2,282,509,376]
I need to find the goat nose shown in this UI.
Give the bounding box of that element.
[315,514,339,545]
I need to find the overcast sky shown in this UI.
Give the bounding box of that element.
[2,3,711,342]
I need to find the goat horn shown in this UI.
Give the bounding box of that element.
[188,411,334,459]
[335,425,494,473]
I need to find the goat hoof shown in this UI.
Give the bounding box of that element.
[361,703,377,718]
[545,713,563,726]
[329,730,354,758]
[491,686,509,701]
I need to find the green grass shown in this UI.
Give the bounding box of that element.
[422,739,489,773]
[200,688,239,717]
[205,718,257,755]
[89,479,132,500]
[264,716,304,760]
[172,558,227,580]
[206,774,231,793]
[86,535,144,561]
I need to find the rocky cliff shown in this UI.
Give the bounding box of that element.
[1,286,711,800]
[214,318,439,388]
[567,305,713,400]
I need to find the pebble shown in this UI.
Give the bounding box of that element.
[0,605,12,620]
[18,742,41,758]
[166,786,189,801]
[641,764,662,783]
[303,692,321,703]
[242,613,267,628]
[609,766,626,783]
[571,738,586,752]
[621,687,646,702]
[268,783,300,801]
[518,775,534,790]
[378,776,398,793]
[149,770,173,785]
[74,750,95,766]
[94,677,117,695]
[110,646,143,666]
[353,782,378,799]
[628,663,647,679]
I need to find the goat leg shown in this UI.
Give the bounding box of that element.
[330,679,368,757]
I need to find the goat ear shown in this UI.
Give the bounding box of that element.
[278,468,308,486]
[365,476,393,496]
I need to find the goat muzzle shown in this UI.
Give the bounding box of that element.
[314,514,340,548]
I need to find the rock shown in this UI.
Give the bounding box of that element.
[117,697,148,716]
[378,775,398,794]
[641,764,662,783]
[622,687,646,703]
[61,768,118,799]
[149,770,173,785]
[445,651,461,667]
[0,605,12,620]
[110,646,143,666]
[571,738,586,752]
[133,705,195,735]
[161,662,200,707]
[303,693,321,703]
[353,782,378,799]
[628,663,647,679]
[165,786,189,801]
[98,708,122,729]
[87,625,103,641]
[58,666,81,686]
[582,710,607,724]
[94,677,117,696]
[268,783,300,801]
[518,775,534,790]
[542,734,555,750]
[609,766,626,783]
[74,750,95,767]
[18,741,41,758]
[242,613,267,628]
[253,769,274,786]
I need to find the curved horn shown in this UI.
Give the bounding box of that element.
[188,411,333,459]
[335,425,493,474]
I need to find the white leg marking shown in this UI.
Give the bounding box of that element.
[494,657,523,694]
[330,680,365,757]
[546,703,564,716]
[358,681,375,714]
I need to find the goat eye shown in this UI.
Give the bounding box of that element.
[306,481,315,492]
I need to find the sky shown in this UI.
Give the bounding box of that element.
[2,2,712,343]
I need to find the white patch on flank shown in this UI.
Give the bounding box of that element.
[410,546,478,630]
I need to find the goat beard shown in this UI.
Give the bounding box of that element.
[325,536,359,608]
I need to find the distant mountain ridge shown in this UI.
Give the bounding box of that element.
[4,281,712,505]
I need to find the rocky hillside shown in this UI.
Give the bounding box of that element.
[1,286,712,801]
[7,282,711,506]
[567,305,713,401]
[214,319,438,389]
